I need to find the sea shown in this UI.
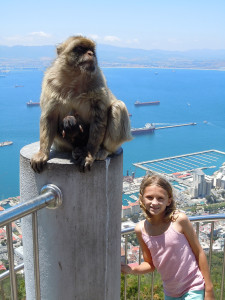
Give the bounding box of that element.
[0,67,225,202]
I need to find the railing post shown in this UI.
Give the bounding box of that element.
[20,142,123,300]
[6,223,18,300]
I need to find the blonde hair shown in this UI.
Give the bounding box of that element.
[139,174,177,223]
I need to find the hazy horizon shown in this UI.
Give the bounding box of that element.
[1,43,225,52]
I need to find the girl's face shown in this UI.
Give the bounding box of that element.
[142,184,172,217]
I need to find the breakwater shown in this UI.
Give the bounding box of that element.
[155,122,196,130]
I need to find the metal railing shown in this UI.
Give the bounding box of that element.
[121,214,225,300]
[0,184,63,300]
[1,197,225,300]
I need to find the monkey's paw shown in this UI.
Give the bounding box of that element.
[78,153,94,172]
[71,147,92,172]
[30,151,49,173]
[95,148,110,160]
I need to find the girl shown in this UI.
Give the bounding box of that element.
[121,175,215,299]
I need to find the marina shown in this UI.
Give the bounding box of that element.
[122,150,225,199]
[133,149,225,175]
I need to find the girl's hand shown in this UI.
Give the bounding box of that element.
[121,263,133,274]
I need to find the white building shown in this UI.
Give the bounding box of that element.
[214,165,225,189]
[191,169,212,198]
[214,173,222,188]
[221,176,225,189]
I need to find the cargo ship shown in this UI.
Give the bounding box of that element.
[0,141,13,147]
[26,100,40,106]
[131,123,155,135]
[134,101,160,106]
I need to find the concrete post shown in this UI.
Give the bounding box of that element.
[20,142,123,300]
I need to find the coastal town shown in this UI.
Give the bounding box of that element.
[0,196,22,272]
[121,150,225,265]
[1,150,225,273]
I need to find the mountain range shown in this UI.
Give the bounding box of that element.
[0,44,225,69]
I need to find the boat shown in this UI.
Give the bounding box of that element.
[26,100,40,106]
[131,123,155,135]
[15,85,24,88]
[0,141,13,147]
[134,101,160,106]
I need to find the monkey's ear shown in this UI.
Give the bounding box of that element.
[79,125,84,133]
[56,43,64,55]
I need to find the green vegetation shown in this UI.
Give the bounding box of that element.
[204,202,225,212]
[121,272,164,300]
[182,201,225,214]
[0,253,224,299]
[0,272,26,300]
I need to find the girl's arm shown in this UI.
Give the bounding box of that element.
[121,222,155,275]
[177,213,215,300]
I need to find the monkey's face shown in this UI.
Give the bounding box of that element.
[57,36,97,73]
[61,115,80,138]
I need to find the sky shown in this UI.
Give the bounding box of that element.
[1,0,225,51]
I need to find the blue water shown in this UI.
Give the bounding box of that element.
[0,68,225,200]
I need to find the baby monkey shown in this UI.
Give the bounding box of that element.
[60,115,90,169]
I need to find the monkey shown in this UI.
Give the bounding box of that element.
[59,115,90,165]
[60,115,89,147]
[30,35,132,172]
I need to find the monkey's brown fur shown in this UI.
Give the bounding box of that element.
[30,36,132,172]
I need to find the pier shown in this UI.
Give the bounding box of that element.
[155,122,196,130]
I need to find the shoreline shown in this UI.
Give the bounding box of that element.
[101,66,225,71]
[1,65,225,72]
